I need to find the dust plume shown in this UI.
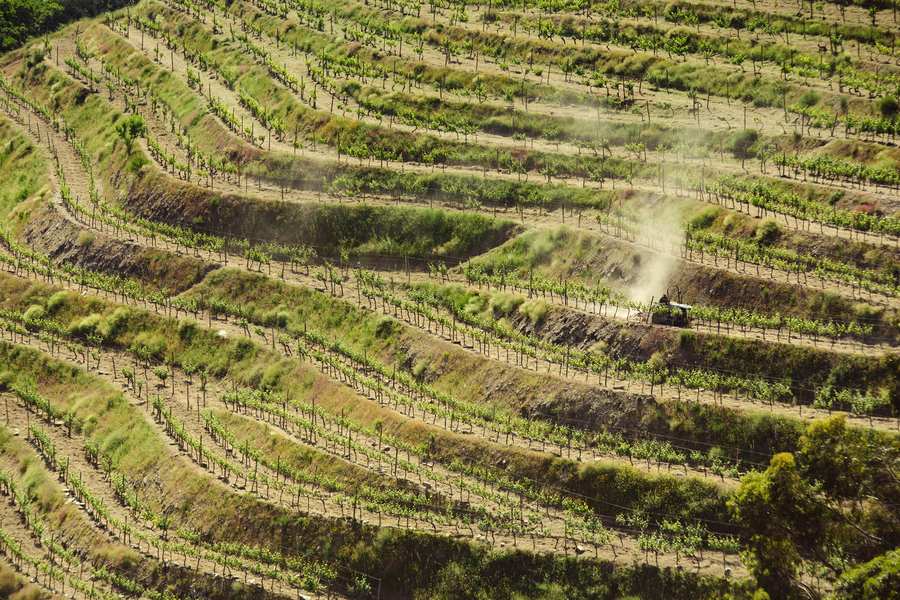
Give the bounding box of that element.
[622,192,691,305]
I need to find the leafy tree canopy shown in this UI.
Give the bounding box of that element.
[115,114,147,155]
[838,548,900,600]
[0,0,135,52]
[730,417,900,599]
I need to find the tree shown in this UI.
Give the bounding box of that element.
[730,129,759,169]
[115,114,146,155]
[798,415,900,506]
[0,0,137,52]
[0,1,61,51]
[729,453,828,599]
[730,414,899,599]
[878,96,898,121]
[798,417,867,500]
[838,548,900,600]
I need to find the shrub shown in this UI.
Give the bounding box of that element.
[678,330,696,348]
[374,316,397,338]
[25,49,47,70]
[45,290,68,312]
[877,96,898,120]
[0,370,12,392]
[178,320,198,342]
[519,299,549,326]
[22,304,45,323]
[68,313,101,338]
[689,207,719,230]
[76,230,95,247]
[412,360,429,380]
[729,129,759,160]
[129,332,168,360]
[754,220,780,245]
[851,303,881,323]
[489,292,523,316]
[99,307,131,339]
[115,114,147,155]
[797,90,820,108]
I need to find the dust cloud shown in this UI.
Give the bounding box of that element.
[621,190,692,306]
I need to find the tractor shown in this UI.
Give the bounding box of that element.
[649,294,691,328]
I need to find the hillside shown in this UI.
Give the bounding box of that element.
[0,0,897,599]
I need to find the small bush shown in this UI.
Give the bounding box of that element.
[68,313,101,338]
[798,90,821,108]
[76,230,95,247]
[0,370,12,392]
[99,307,131,339]
[46,290,68,312]
[754,220,780,245]
[689,207,719,230]
[22,304,45,322]
[462,293,488,316]
[129,332,169,360]
[729,129,759,159]
[374,316,397,338]
[877,95,898,120]
[647,350,668,372]
[262,308,290,328]
[412,360,429,380]
[178,320,198,342]
[24,49,47,70]
[678,330,696,348]
[851,303,881,323]
[518,299,548,326]
[489,292,523,316]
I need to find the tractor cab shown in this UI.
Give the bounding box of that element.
[650,295,691,327]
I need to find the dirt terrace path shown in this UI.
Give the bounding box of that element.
[0,330,746,576]
[33,43,900,311]
[259,0,896,147]
[0,400,324,600]
[2,69,898,434]
[0,446,130,600]
[111,4,900,218]
[16,49,899,353]
[3,97,900,430]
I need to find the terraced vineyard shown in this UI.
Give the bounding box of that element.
[0,0,897,598]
